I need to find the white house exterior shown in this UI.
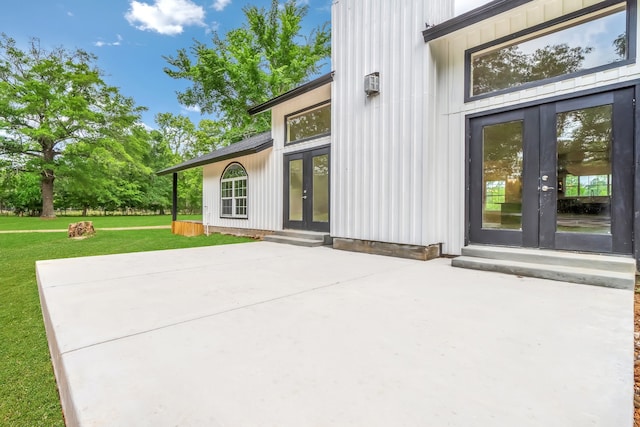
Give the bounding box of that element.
[160,0,640,266]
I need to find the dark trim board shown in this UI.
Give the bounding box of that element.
[422,0,532,42]
[248,73,333,115]
[157,132,273,175]
[635,83,640,269]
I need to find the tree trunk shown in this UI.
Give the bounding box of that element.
[40,170,56,218]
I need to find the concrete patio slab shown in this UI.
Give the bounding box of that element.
[36,242,633,427]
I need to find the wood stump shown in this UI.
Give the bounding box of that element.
[68,221,96,238]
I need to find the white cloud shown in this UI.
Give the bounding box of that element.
[125,0,205,35]
[67,11,74,17]
[94,34,123,47]
[212,0,231,12]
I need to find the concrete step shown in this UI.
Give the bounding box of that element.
[268,230,332,245]
[461,245,636,274]
[452,256,634,290]
[263,235,327,247]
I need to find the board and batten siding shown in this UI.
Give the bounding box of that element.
[202,83,331,232]
[202,148,280,231]
[331,0,454,250]
[429,0,640,254]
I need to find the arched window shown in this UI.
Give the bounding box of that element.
[220,163,248,218]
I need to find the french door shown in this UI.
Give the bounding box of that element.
[469,89,634,254]
[284,146,330,232]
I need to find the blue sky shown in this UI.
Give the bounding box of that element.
[1,0,479,128]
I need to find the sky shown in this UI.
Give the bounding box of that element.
[0,0,485,128]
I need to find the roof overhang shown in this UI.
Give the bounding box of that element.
[422,0,533,42]
[157,131,273,175]
[248,72,334,115]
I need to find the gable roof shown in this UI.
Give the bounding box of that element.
[156,131,273,175]
[422,0,533,42]
[247,72,334,115]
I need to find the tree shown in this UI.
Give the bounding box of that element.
[0,34,145,217]
[54,124,154,215]
[164,0,330,142]
[155,112,197,156]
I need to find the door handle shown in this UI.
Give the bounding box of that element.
[541,185,555,192]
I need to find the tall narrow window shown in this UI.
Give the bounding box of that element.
[220,163,248,218]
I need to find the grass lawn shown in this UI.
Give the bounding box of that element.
[0,229,254,426]
[0,214,202,231]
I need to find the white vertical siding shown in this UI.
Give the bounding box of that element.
[331,0,454,246]
[202,148,281,231]
[430,0,640,254]
[201,83,332,232]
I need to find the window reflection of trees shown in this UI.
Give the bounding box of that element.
[287,104,331,142]
[472,9,626,96]
[482,121,523,187]
[557,105,612,199]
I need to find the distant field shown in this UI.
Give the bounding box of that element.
[0,214,201,231]
[0,229,254,426]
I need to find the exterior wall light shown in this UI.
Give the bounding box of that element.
[364,72,380,96]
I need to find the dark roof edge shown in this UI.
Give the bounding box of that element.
[248,72,334,115]
[156,139,273,175]
[422,0,533,42]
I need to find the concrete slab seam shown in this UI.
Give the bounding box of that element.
[60,267,391,356]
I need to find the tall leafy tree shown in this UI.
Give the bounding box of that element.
[155,112,197,156]
[0,34,145,217]
[164,0,330,142]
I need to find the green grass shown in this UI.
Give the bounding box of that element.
[0,214,201,231]
[0,229,254,426]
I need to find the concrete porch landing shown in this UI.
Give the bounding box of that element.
[36,242,632,427]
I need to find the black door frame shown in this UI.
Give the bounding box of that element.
[467,85,636,256]
[469,107,540,247]
[283,145,330,232]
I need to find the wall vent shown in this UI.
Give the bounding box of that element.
[364,72,380,96]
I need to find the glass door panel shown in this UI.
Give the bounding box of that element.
[312,154,329,223]
[289,159,303,221]
[284,146,330,232]
[470,88,633,255]
[482,121,524,230]
[556,105,612,235]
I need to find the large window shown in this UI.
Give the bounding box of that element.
[220,163,247,218]
[468,1,632,98]
[286,102,331,144]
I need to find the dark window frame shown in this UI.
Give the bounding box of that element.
[284,100,331,146]
[464,0,637,102]
[219,162,249,220]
